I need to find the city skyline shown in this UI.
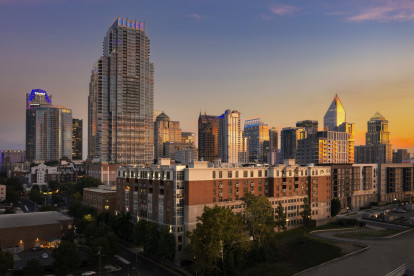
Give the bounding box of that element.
[1,0,414,156]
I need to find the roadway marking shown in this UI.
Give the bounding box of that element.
[114,255,131,265]
[24,205,28,211]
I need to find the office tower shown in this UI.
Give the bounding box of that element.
[181,132,196,145]
[393,149,410,163]
[219,110,247,164]
[25,89,72,162]
[88,17,154,164]
[280,127,306,161]
[72,119,83,160]
[198,114,219,162]
[26,89,52,162]
[296,120,318,135]
[355,112,392,164]
[244,118,269,163]
[154,112,182,160]
[323,94,346,131]
[265,127,279,165]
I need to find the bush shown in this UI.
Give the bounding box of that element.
[358,221,366,227]
[337,218,358,226]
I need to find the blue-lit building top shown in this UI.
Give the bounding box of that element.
[26,89,52,109]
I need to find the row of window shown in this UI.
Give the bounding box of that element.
[212,170,267,179]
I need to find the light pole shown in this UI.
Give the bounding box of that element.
[97,249,102,276]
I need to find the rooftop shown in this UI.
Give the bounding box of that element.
[0,211,72,229]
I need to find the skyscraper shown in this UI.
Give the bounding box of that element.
[26,89,52,162]
[72,119,83,160]
[26,89,72,162]
[280,127,306,161]
[355,112,392,164]
[296,120,318,135]
[88,17,154,164]
[219,110,247,164]
[153,112,182,160]
[323,95,346,131]
[198,114,219,162]
[244,118,269,163]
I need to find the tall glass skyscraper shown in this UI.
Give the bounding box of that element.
[25,89,72,162]
[198,114,220,162]
[218,110,247,164]
[323,94,346,131]
[88,17,154,164]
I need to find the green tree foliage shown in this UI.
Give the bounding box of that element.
[0,251,13,275]
[48,180,60,192]
[331,198,341,217]
[300,197,312,228]
[76,177,102,195]
[275,203,287,231]
[186,206,250,275]
[24,258,44,275]
[4,177,23,205]
[243,194,275,245]
[29,185,43,205]
[133,220,176,260]
[52,240,81,273]
[39,205,57,212]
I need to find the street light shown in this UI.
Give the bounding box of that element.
[97,249,102,276]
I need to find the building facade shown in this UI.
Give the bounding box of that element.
[280,127,306,161]
[83,186,117,214]
[26,89,72,162]
[0,150,25,173]
[154,112,182,160]
[323,94,346,131]
[393,149,410,163]
[88,17,154,164]
[355,112,392,164]
[116,160,332,256]
[244,118,270,163]
[218,110,247,164]
[72,119,83,160]
[198,114,220,162]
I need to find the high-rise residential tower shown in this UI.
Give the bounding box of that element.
[153,112,182,160]
[198,114,220,162]
[323,95,346,131]
[244,118,269,163]
[219,110,247,164]
[355,112,392,164]
[88,17,154,164]
[26,89,72,162]
[296,120,318,135]
[72,119,83,160]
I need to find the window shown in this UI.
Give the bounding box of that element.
[258,170,262,177]
[219,171,223,178]
[250,171,254,177]
[177,171,184,180]
[228,171,232,178]
[236,171,239,178]
[213,171,216,178]
[228,181,233,186]
[244,171,248,177]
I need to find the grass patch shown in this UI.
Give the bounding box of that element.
[242,225,344,276]
[336,229,399,239]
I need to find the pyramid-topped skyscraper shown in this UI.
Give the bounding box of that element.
[323,94,346,131]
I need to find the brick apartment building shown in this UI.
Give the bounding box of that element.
[116,159,332,255]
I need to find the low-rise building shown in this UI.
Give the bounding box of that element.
[0,211,73,250]
[83,185,117,214]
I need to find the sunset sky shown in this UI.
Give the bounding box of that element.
[1,0,413,157]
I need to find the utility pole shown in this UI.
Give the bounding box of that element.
[98,249,102,276]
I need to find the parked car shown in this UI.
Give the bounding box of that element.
[42,253,48,259]
[396,209,407,213]
[32,246,41,251]
[81,272,96,276]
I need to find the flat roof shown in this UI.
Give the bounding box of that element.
[0,211,72,229]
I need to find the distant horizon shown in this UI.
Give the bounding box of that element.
[1,0,413,157]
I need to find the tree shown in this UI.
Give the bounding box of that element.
[243,194,275,245]
[76,177,102,195]
[0,251,13,275]
[24,258,44,275]
[301,197,312,228]
[5,186,19,205]
[52,240,81,273]
[275,203,287,231]
[331,198,341,217]
[186,206,250,275]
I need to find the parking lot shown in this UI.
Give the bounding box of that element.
[13,248,54,269]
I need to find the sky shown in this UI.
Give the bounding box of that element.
[0,0,414,158]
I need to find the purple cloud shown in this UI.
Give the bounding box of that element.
[185,13,203,21]
[347,0,414,22]
[269,3,300,16]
